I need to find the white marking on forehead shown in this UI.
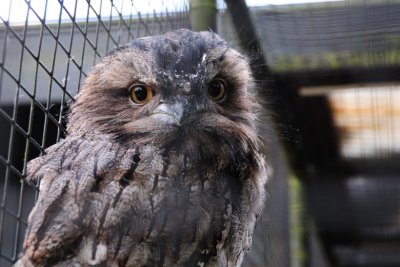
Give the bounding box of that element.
[201,53,206,64]
[78,239,107,265]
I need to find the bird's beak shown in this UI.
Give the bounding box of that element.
[151,102,184,126]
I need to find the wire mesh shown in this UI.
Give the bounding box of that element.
[244,1,400,266]
[327,84,400,159]
[0,1,189,265]
[4,1,400,267]
[250,0,400,72]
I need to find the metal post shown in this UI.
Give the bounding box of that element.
[189,0,217,31]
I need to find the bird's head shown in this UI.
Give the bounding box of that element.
[68,29,263,163]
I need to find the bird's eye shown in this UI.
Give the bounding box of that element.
[207,78,226,102]
[129,84,154,105]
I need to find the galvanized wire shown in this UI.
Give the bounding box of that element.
[0,1,189,265]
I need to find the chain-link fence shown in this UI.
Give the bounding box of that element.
[243,1,400,266]
[9,1,399,267]
[0,1,190,265]
[0,1,292,266]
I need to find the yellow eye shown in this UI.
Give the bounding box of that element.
[207,78,226,102]
[129,84,154,105]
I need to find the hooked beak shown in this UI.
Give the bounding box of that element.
[151,102,184,126]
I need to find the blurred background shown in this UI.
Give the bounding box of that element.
[1,0,399,266]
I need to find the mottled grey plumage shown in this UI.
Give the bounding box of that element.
[16,29,268,267]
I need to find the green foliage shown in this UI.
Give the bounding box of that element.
[272,48,400,72]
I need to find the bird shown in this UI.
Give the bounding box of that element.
[15,29,268,267]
